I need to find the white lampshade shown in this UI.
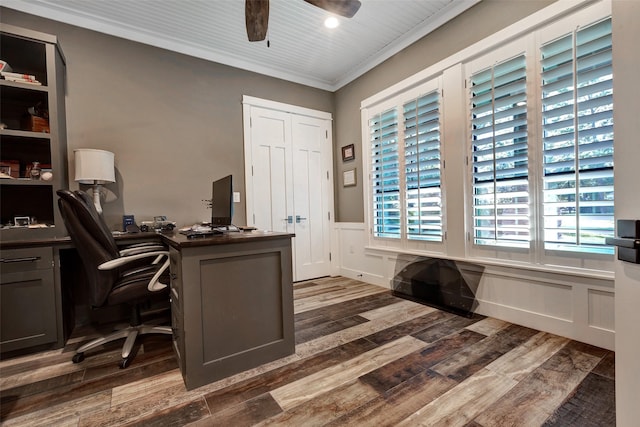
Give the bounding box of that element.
[74,149,115,184]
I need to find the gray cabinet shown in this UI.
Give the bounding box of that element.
[164,233,295,390]
[0,247,59,352]
[0,24,68,241]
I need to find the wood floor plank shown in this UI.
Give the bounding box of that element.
[465,317,510,336]
[295,315,369,345]
[326,369,458,427]
[360,329,486,394]
[294,283,387,314]
[364,310,452,346]
[431,323,539,382]
[271,335,427,411]
[411,313,482,344]
[1,356,177,421]
[592,350,615,379]
[485,332,568,381]
[542,372,616,426]
[202,338,377,415]
[1,390,111,427]
[294,292,398,326]
[359,299,434,321]
[258,380,378,426]
[473,346,601,427]
[206,393,282,427]
[396,368,518,426]
[124,397,211,427]
[294,302,436,359]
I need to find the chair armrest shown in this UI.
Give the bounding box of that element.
[98,251,168,270]
[119,244,165,256]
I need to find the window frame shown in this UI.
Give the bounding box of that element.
[364,77,447,254]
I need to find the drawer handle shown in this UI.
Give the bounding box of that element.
[1,256,41,263]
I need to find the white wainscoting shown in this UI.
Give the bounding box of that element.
[332,223,614,350]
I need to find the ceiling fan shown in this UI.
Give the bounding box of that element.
[245,0,362,42]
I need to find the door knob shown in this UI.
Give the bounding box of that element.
[296,215,307,223]
[284,216,293,224]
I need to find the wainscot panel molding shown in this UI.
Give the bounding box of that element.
[332,223,614,351]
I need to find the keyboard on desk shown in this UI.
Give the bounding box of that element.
[179,226,223,238]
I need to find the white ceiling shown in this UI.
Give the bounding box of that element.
[1,0,480,91]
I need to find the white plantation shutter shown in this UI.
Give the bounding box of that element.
[470,54,529,248]
[403,91,442,241]
[370,108,400,238]
[541,18,614,253]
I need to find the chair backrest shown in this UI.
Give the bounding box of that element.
[57,190,120,307]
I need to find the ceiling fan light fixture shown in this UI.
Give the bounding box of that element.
[324,16,339,29]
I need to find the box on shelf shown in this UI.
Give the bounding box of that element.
[21,115,50,133]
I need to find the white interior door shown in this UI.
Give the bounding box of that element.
[292,116,332,280]
[243,96,333,282]
[247,106,293,234]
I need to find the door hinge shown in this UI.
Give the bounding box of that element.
[444,231,447,240]
[250,117,252,127]
[441,89,444,97]
[327,171,329,180]
[443,160,446,169]
[251,165,254,176]
[253,213,255,223]
[329,252,332,261]
[325,130,328,139]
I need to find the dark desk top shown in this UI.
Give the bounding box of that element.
[160,230,294,249]
[0,230,293,251]
[0,231,161,250]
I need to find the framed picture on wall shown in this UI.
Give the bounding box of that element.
[343,169,356,187]
[341,144,355,162]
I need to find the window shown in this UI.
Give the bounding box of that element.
[370,108,400,238]
[404,91,442,241]
[541,18,614,254]
[369,85,443,244]
[470,54,529,248]
[363,0,613,271]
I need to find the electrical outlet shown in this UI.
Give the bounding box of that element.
[233,192,240,203]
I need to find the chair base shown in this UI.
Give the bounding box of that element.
[72,324,172,368]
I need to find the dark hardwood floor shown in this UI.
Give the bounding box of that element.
[0,277,615,426]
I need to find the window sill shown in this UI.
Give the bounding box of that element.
[364,244,614,281]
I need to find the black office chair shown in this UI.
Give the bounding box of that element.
[57,189,172,368]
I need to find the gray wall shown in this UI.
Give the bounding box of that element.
[1,8,334,230]
[333,0,555,222]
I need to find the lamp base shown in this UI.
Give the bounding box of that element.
[92,183,103,214]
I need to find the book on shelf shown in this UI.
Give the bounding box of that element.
[1,72,41,85]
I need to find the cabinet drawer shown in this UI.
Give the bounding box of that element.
[1,267,57,352]
[0,247,53,273]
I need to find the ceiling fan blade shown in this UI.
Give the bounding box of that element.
[246,0,269,41]
[304,0,361,18]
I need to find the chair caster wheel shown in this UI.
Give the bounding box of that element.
[72,353,85,364]
[119,357,132,369]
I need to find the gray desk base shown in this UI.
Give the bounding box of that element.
[164,232,294,390]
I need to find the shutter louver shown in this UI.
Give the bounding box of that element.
[370,109,400,238]
[541,18,614,253]
[470,54,530,248]
[404,91,442,241]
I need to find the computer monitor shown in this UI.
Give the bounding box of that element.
[211,175,233,227]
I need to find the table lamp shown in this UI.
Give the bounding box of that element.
[74,148,115,214]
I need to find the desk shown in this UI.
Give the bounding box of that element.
[161,231,295,390]
[0,232,160,355]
